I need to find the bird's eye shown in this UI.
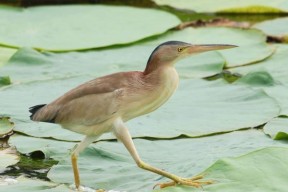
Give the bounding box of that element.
[178,47,183,52]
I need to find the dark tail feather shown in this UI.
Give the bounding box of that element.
[29,104,46,120]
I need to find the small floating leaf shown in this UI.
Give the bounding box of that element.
[264,117,288,140]
[0,117,14,137]
[0,148,19,171]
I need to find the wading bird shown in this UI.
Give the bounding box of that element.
[30,41,236,190]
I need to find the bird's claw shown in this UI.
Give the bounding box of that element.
[153,175,214,189]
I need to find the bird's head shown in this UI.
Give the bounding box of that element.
[144,41,237,74]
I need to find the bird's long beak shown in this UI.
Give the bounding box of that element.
[187,44,238,54]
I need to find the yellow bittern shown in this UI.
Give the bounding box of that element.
[29,41,236,190]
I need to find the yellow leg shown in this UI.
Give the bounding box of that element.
[113,118,213,189]
[138,160,213,189]
[71,154,80,189]
[70,136,98,189]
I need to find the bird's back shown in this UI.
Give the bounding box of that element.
[30,71,142,125]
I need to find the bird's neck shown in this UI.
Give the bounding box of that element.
[121,66,179,121]
[143,56,175,75]
[143,65,179,96]
[145,65,179,109]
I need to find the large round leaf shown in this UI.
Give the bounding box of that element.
[152,0,288,13]
[128,78,279,138]
[253,17,288,42]
[156,147,288,192]
[230,45,288,116]
[0,5,180,51]
[1,28,272,82]
[230,44,288,84]
[9,130,288,191]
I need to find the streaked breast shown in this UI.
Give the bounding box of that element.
[122,66,179,121]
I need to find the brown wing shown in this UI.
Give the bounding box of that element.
[30,71,140,125]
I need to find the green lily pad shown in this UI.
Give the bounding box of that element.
[128,78,279,139]
[9,130,288,191]
[0,148,19,171]
[230,45,288,116]
[0,47,17,67]
[234,71,288,116]
[156,147,288,192]
[0,5,180,51]
[176,51,225,78]
[0,176,72,192]
[0,76,11,87]
[234,70,278,87]
[229,44,288,84]
[0,76,280,141]
[152,0,288,13]
[264,117,288,140]
[253,17,288,42]
[1,28,272,83]
[0,117,14,137]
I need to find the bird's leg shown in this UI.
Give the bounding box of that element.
[71,154,80,189]
[113,118,213,189]
[71,136,98,189]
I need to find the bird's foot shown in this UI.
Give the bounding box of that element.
[153,175,213,189]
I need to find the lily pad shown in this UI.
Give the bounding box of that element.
[9,130,288,191]
[152,0,288,13]
[9,135,75,159]
[128,78,279,139]
[1,28,272,83]
[0,148,19,171]
[1,75,279,140]
[230,45,288,115]
[156,147,288,192]
[264,117,288,140]
[0,176,72,192]
[253,17,288,42]
[0,5,180,51]
[0,117,14,137]
[234,71,288,116]
[0,47,17,67]
[0,76,11,87]
[229,44,288,84]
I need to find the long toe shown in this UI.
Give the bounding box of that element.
[154,176,214,189]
